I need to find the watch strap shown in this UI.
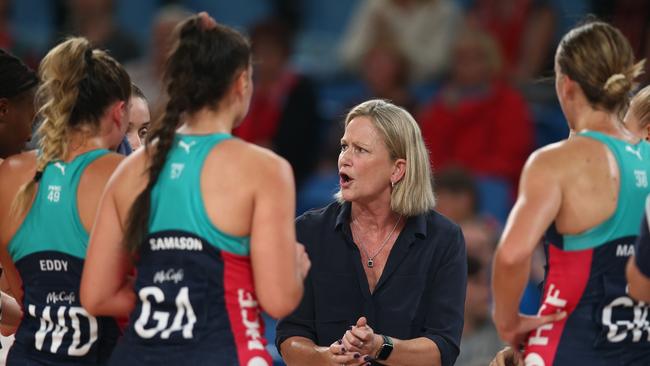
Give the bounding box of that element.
[375,334,393,361]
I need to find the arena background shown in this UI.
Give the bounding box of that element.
[1,0,649,365]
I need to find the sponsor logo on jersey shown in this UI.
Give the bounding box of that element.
[626,146,643,161]
[178,140,197,154]
[153,268,185,284]
[53,162,66,175]
[46,291,76,305]
[238,289,265,352]
[149,236,203,251]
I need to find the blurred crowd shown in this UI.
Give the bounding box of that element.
[2,0,649,365]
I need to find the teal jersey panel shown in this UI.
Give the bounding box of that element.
[8,149,110,262]
[149,134,251,256]
[564,131,650,250]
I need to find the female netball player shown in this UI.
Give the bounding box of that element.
[80,12,309,366]
[0,37,130,363]
[492,21,650,365]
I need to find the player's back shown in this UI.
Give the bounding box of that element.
[109,133,273,366]
[6,149,121,365]
[525,131,650,365]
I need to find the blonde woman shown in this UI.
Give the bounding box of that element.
[0,37,130,364]
[277,99,467,366]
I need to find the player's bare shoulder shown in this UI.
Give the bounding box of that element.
[208,138,294,184]
[0,150,38,190]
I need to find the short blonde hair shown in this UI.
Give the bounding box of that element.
[335,99,435,216]
[629,85,650,129]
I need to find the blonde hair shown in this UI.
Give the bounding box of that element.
[11,37,131,216]
[629,85,650,129]
[335,99,435,216]
[557,21,645,114]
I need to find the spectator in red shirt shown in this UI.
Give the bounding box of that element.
[419,28,533,189]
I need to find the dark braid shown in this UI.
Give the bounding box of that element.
[122,14,251,256]
[122,100,182,255]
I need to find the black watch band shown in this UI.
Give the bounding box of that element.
[375,334,393,361]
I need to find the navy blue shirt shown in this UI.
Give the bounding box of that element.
[276,202,467,366]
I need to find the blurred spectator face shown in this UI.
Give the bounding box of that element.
[462,220,496,265]
[465,256,490,327]
[126,96,150,150]
[362,43,408,96]
[250,20,292,82]
[69,0,112,16]
[436,188,476,223]
[0,88,35,158]
[153,20,180,70]
[451,31,500,87]
[252,38,287,81]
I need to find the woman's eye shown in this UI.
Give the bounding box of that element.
[138,127,149,139]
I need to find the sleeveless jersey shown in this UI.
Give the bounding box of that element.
[108,134,272,366]
[524,132,650,365]
[6,149,120,365]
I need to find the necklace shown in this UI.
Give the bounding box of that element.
[352,215,401,268]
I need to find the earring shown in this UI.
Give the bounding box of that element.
[391,181,395,188]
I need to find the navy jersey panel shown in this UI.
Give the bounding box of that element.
[635,213,650,278]
[525,233,650,365]
[11,252,120,365]
[110,230,270,366]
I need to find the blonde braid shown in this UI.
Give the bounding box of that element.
[10,38,91,217]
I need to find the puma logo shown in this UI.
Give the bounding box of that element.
[178,140,196,154]
[626,146,642,160]
[53,162,65,175]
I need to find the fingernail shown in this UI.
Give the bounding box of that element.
[364,355,374,362]
[337,339,342,345]
[354,353,360,359]
[341,347,346,353]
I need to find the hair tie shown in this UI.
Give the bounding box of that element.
[33,171,43,182]
[603,73,626,90]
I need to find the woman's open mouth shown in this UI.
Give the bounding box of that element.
[339,173,353,188]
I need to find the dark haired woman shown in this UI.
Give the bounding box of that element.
[80,12,309,365]
[0,37,131,364]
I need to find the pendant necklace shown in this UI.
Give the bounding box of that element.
[352,215,401,268]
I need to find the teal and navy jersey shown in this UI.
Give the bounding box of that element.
[6,149,120,365]
[524,132,650,365]
[109,134,272,366]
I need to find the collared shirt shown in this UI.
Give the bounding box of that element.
[276,201,467,366]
